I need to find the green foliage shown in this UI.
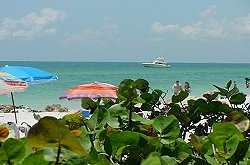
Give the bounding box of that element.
[1,79,250,164]
[0,138,25,164]
[27,117,87,159]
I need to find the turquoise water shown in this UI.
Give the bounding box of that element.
[0,61,250,110]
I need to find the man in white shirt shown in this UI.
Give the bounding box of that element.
[172,80,183,95]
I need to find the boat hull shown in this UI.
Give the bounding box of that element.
[142,63,170,68]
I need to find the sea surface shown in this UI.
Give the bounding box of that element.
[1,61,250,111]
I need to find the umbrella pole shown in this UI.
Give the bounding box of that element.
[10,92,18,124]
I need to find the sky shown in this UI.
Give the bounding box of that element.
[0,0,250,63]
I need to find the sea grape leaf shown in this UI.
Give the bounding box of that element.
[0,138,25,163]
[153,115,180,144]
[190,134,205,153]
[87,147,98,164]
[176,138,193,155]
[22,150,52,165]
[27,116,87,156]
[213,85,227,96]
[117,79,137,98]
[107,103,128,128]
[224,134,240,159]
[141,152,161,165]
[132,112,153,125]
[172,90,188,103]
[204,155,220,165]
[229,93,246,105]
[228,87,239,97]
[33,113,41,121]
[140,93,153,102]
[135,78,149,93]
[0,148,8,164]
[224,111,250,132]
[151,90,163,104]
[208,123,244,159]
[161,156,177,165]
[104,131,148,155]
[87,108,110,130]
[226,80,232,90]
[81,97,98,110]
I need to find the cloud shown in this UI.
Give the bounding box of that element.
[151,5,250,40]
[199,5,217,18]
[0,8,65,40]
[151,22,179,33]
[234,14,250,35]
[180,23,202,39]
[63,24,118,46]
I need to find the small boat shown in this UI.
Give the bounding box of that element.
[142,57,170,68]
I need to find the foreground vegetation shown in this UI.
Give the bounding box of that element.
[0,79,249,165]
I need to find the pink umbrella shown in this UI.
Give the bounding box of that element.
[59,82,118,100]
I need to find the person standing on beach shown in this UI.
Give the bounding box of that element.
[172,80,183,95]
[233,81,238,90]
[245,78,250,88]
[184,81,191,93]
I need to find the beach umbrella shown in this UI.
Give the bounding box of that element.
[0,65,58,84]
[59,82,118,100]
[0,71,28,123]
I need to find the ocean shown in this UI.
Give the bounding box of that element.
[0,61,250,111]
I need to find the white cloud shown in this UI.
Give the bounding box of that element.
[199,5,217,18]
[151,4,250,40]
[151,22,179,33]
[180,23,202,39]
[0,8,65,40]
[234,14,250,35]
[63,24,118,46]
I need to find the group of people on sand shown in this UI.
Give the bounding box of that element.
[172,80,191,95]
[172,79,249,96]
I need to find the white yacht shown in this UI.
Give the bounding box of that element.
[142,57,170,68]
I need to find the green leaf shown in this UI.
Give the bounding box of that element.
[22,150,52,165]
[208,123,244,158]
[104,131,148,155]
[81,97,98,111]
[213,85,227,96]
[172,90,188,103]
[27,116,87,156]
[135,78,149,93]
[117,79,137,98]
[141,152,161,165]
[228,87,239,97]
[87,147,98,164]
[107,103,128,128]
[87,108,110,130]
[33,113,41,121]
[140,93,153,102]
[225,134,240,158]
[161,156,177,165]
[176,138,193,155]
[153,115,180,144]
[0,148,8,164]
[229,93,246,105]
[190,134,205,153]
[1,138,25,162]
[204,155,220,165]
[132,113,153,125]
[224,111,250,132]
[226,80,232,90]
